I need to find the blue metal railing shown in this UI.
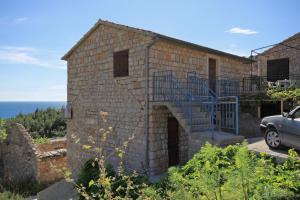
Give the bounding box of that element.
[153,70,239,135]
[153,70,193,125]
[215,79,240,97]
[214,96,239,135]
[186,72,239,135]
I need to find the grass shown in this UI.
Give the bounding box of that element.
[0,181,48,199]
[32,136,51,144]
[0,191,23,200]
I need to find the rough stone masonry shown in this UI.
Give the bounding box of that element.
[62,20,252,177]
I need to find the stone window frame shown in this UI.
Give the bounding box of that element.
[113,49,129,77]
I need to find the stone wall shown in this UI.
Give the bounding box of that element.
[37,148,67,184]
[65,21,252,177]
[1,123,38,183]
[66,23,154,178]
[257,34,300,76]
[149,40,251,80]
[147,39,251,174]
[149,106,189,175]
[0,123,67,184]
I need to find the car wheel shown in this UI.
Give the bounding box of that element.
[265,128,281,149]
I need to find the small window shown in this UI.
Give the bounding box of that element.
[113,49,129,77]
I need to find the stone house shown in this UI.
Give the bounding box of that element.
[62,20,252,177]
[256,32,300,83]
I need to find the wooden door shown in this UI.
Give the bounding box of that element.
[209,58,217,92]
[168,117,179,166]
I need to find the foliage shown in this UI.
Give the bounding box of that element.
[7,107,66,139]
[74,111,300,200]
[0,180,47,199]
[76,141,300,200]
[147,142,300,200]
[70,111,147,200]
[76,159,148,200]
[32,136,51,144]
[0,118,7,142]
[0,191,23,200]
[267,88,300,104]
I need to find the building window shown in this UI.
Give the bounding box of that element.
[267,58,289,82]
[113,49,129,77]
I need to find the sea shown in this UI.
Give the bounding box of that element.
[0,101,67,119]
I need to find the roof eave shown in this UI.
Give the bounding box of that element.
[157,34,252,63]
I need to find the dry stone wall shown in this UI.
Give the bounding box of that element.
[1,123,37,183]
[0,123,67,184]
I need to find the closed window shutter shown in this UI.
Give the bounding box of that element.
[114,50,129,77]
[267,58,289,81]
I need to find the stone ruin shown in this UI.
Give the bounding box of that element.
[0,123,67,184]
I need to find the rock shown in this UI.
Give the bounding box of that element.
[37,180,78,200]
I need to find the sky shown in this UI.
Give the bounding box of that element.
[0,0,300,101]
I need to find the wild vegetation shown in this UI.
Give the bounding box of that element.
[76,142,300,200]
[0,119,7,142]
[267,88,300,104]
[0,108,64,199]
[0,181,47,200]
[71,111,300,200]
[7,107,67,139]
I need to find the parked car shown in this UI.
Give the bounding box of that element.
[260,106,300,149]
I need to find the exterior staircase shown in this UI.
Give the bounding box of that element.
[152,70,244,155]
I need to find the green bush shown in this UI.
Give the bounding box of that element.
[76,159,148,200]
[77,143,300,200]
[0,118,7,142]
[267,88,300,104]
[7,108,66,139]
[151,142,300,200]
[0,191,23,200]
[0,180,47,199]
[32,136,51,144]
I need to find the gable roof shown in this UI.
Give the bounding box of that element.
[62,19,252,63]
[260,32,300,55]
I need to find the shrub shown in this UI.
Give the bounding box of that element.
[151,142,300,200]
[0,180,47,199]
[0,191,23,200]
[267,88,300,105]
[33,136,51,144]
[74,111,300,200]
[0,118,7,142]
[7,107,66,139]
[76,159,148,200]
[77,142,300,200]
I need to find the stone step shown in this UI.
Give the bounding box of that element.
[191,125,211,132]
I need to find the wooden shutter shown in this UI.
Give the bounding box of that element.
[113,50,129,77]
[267,58,289,81]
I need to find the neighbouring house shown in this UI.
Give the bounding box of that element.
[62,20,253,177]
[258,32,300,78]
[246,33,300,92]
